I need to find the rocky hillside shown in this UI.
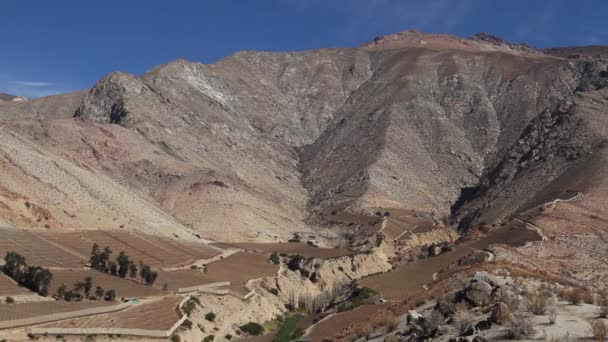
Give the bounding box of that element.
[1,30,607,241]
[0,92,26,102]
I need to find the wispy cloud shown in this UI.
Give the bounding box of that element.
[10,80,55,87]
[0,78,65,98]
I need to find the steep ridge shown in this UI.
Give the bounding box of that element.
[0,31,607,242]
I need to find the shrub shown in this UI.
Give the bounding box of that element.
[505,313,534,339]
[182,300,197,315]
[558,288,585,305]
[203,335,215,342]
[270,252,280,265]
[584,291,596,305]
[240,322,264,336]
[225,335,232,340]
[354,324,373,338]
[104,289,116,301]
[92,286,103,299]
[5,296,14,304]
[454,310,474,336]
[205,312,216,322]
[170,335,180,342]
[548,307,557,324]
[287,255,303,271]
[181,319,192,329]
[526,293,548,315]
[589,320,607,342]
[269,288,279,296]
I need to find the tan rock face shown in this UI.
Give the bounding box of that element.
[1,31,608,243]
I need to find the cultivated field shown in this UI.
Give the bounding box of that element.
[157,252,277,294]
[0,301,114,322]
[360,245,475,302]
[0,274,33,296]
[361,223,542,302]
[49,269,162,298]
[155,269,214,291]
[214,242,354,259]
[205,252,278,293]
[42,230,220,267]
[0,228,86,267]
[42,296,183,330]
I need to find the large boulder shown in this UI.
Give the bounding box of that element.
[466,279,493,306]
[489,302,513,325]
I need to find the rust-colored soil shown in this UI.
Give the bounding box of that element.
[205,252,278,290]
[361,224,541,301]
[42,230,219,267]
[308,304,390,342]
[159,252,278,293]
[214,242,354,259]
[49,269,161,299]
[42,296,183,330]
[0,301,114,322]
[0,228,86,268]
[155,269,214,291]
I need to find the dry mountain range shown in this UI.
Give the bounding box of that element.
[1,30,608,242]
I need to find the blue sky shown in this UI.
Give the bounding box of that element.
[1,0,607,98]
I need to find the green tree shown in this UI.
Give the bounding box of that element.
[128,261,137,279]
[108,261,118,276]
[56,283,67,299]
[3,252,26,279]
[95,286,105,298]
[104,289,116,301]
[116,252,130,278]
[82,276,93,298]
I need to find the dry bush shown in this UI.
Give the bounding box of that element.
[598,292,608,318]
[547,307,557,324]
[380,311,399,332]
[526,293,548,315]
[502,290,522,311]
[588,320,607,342]
[506,313,535,339]
[564,288,585,305]
[583,291,596,305]
[354,324,373,338]
[454,310,474,336]
[421,310,444,333]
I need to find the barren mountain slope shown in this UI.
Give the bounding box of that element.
[0,31,607,242]
[0,91,84,120]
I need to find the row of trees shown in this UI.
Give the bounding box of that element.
[3,252,53,296]
[55,276,116,302]
[89,244,157,285]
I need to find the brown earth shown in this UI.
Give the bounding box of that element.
[41,296,182,330]
[48,269,161,299]
[213,242,355,259]
[0,301,114,322]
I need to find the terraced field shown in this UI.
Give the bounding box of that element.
[49,269,162,298]
[0,274,33,296]
[359,245,475,301]
[214,242,354,259]
[0,228,86,267]
[42,296,183,330]
[155,269,214,291]
[360,223,542,301]
[0,301,114,321]
[42,230,220,267]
